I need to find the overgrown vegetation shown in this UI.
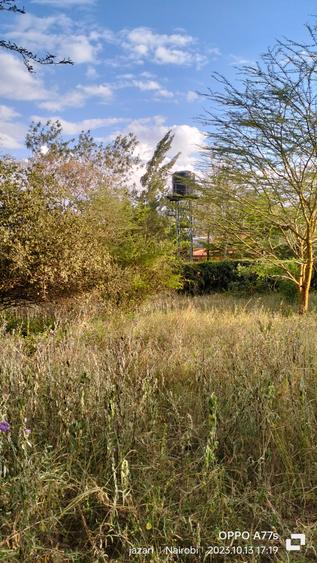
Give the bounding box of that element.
[0,121,181,307]
[0,294,316,561]
[3,16,317,561]
[181,259,317,299]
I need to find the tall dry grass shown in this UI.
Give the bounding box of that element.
[0,293,317,561]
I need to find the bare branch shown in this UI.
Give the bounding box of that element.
[0,1,73,72]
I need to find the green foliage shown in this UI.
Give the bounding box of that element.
[237,261,300,301]
[25,119,67,154]
[0,121,181,306]
[181,260,259,294]
[201,24,317,312]
[181,259,317,298]
[0,157,113,304]
[140,129,179,209]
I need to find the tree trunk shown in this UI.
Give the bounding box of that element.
[207,229,210,261]
[299,282,310,314]
[298,242,313,314]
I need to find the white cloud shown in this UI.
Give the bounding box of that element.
[79,84,113,100]
[128,117,203,169]
[39,91,85,112]
[170,125,204,170]
[6,12,101,65]
[116,116,168,160]
[0,41,110,112]
[5,14,216,72]
[6,12,72,44]
[126,27,194,50]
[61,35,100,64]
[0,104,25,150]
[127,79,174,99]
[155,89,174,99]
[109,27,210,68]
[132,80,162,91]
[39,83,113,111]
[186,90,200,102]
[0,105,20,121]
[32,116,127,136]
[133,44,148,56]
[154,46,192,65]
[86,65,99,79]
[0,131,24,150]
[229,54,254,66]
[0,52,47,101]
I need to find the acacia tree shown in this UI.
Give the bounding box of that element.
[194,178,238,260]
[0,1,72,71]
[202,23,317,313]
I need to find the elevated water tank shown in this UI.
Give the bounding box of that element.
[172,171,195,197]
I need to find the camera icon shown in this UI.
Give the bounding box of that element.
[285,533,305,552]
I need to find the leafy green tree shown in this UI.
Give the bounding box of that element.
[0,157,114,305]
[202,24,317,313]
[135,130,179,241]
[26,120,140,197]
[197,170,290,260]
[0,122,181,306]
[140,130,180,208]
[119,131,182,294]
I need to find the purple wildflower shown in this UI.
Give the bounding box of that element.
[0,421,10,433]
[23,428,31,434]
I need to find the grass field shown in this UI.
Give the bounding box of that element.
[0,293,317,561]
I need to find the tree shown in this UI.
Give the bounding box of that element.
[26,120,140,199]
[194,175,236,260]
[140,130,180,208]
[202,23,317,313]
[137,130,179,238]
[0,122,180,306]
[127,130,181,290]
[0,157,115,305]
[0,121,139,305]
[0,1,72,72]
[197,170,288,260]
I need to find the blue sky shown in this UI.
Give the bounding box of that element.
[1,0,317,173]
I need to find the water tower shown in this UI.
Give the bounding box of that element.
[167,171,198,259]
[172,170,195,198]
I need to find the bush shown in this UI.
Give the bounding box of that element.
[181,260,268,295]
[181,259,317,297]
[0,158,181,307]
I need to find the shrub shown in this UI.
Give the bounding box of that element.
[181,259,317,297]
[181,260,265,295]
